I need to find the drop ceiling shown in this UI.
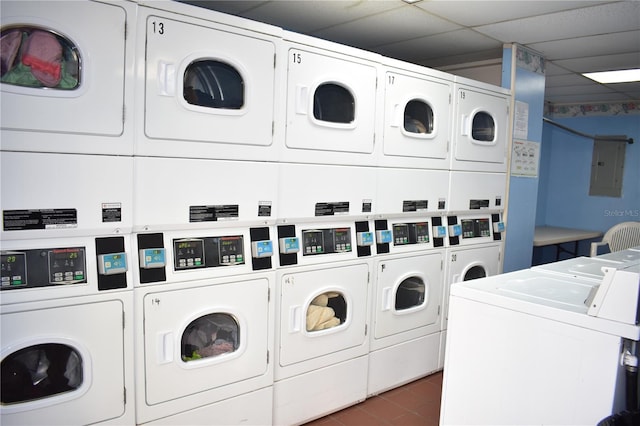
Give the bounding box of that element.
[178,0,640,105]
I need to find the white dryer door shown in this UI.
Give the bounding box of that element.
[143,14,276,154]
[0,300,126,425]
[278,263,369,366]
[374,252,442,339]
[285,48,377,155]
[142,278,270,405]
[383,71,451,161]
[454,87,509,166]
[0,1,126,139]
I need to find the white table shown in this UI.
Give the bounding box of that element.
[534,226,603,260]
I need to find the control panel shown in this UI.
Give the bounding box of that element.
[173,235,245,270]
[1,247,87,290]
[392,222,430,245]
[302,228,352,256]
[461,218,491,238]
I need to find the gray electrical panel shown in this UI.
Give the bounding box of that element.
[589,136,626,197]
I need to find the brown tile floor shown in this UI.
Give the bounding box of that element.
[303,371,443,426]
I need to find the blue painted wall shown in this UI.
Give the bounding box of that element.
[501,46,546,272]
[534,114,640,263]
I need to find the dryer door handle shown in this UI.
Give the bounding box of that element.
[289,305,302,333]
[460,114,469,136]
[296,85,309,115]
[158,61,176,96]
[391,103,401,128]
[157,332,174,364]
[382,287,392,311]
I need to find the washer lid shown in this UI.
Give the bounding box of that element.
[450,268,640,340]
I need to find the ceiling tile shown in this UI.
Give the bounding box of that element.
[475,1,640,44]
[415,0,617,27]
[312,5,459,49]
[240,0,400,33]
[376,29,502,63]
[553,52,640,73]
[526,30,640,61]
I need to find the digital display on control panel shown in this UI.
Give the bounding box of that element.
[393,224,410,245]
[303,230,325,255]
[48,248,86,284]
[415,222,429,243]
[218,236,244,265]
[461,218,491,238]
[174,239,205,270]
[333,228,352,252]
[1,252,27,288]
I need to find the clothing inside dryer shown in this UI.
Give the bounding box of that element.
[1,343,83,404]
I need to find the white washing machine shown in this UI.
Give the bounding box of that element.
[280,30,380,166]
[132,156,277,424]
[534,252,640,283]
[0,0,135,155]
[1,149,134,424]
[134,1,282,162]
[132,226,276,425]
[272,164,376,425]
[440,266,640,425]
[368,167,447,395]
[450,76,511,173]
[273,221,372,425]
[378,57,453,170]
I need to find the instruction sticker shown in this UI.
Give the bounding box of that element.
[3,209,78,231]
[102,203,122,223]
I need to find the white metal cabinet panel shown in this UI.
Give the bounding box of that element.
[382,69,451,168]
[373,252,442,339]
[141,278,270,405]
[140,11,278,160]
[283,41,378,165]
[0,152,133,241]
[133,157,278,231]
[278,263,369,366]
[0,298,128,425]
[1,1,128,148]
[451,79,510,172]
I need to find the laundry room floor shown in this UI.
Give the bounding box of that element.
[303,371,443,426]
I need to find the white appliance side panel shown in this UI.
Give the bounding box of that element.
[377,168,449,216]
[442,244,502,329]
[142,278,270,405]
[144,387,272,426]
[284,47,377,160]
[382,70,451,164]
[1,152,133,240]
[448,171,506,213]
[441,295,622,425]
[373,252,443,339]
[278,263,370,366]
[141,13,277,157]
[0,299,127,425]
[133,157,278,230]
[278,163,376,219]
[1,1,126,139]
[367,333,441,396]
[452,85,509,171]
[273,356,368,426]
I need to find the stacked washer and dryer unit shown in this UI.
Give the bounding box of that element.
[131,1,281,424]
[368,58,452,396]
[439,76,510,368]
[272,31,379,425]
[1,1,136,425]
[1,1,514,424]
